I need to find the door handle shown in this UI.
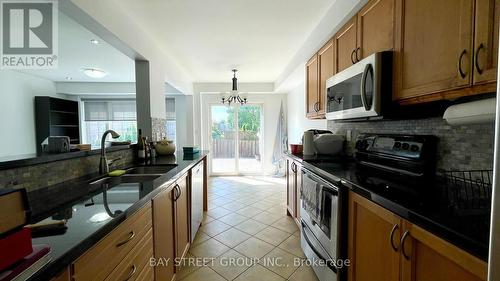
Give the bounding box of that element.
[351,49,357,64]
[123,265,137,281]
[475,43,484,75]
[301,221,338,273]
[458,49,467,79]
[116,231,135,247]
[360,63,372,111]
[389,224,400,252]
[355,47,361,62]
[400,230,411,260]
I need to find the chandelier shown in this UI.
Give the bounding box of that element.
[221,69,247,105]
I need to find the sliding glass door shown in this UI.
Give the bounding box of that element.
[209,104,262,175]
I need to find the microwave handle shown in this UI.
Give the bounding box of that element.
[360,63,372,111]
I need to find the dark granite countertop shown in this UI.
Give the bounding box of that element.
[287,153,490,261]
[25,151,208,281]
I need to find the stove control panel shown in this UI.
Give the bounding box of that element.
[355,134,432,159]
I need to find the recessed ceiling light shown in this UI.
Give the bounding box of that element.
[65,76,72,81]
[90,39,99,45]
[82,68,108,79]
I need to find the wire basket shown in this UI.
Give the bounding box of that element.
[442,170,493,215]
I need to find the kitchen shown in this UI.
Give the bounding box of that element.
[0,0,499,281]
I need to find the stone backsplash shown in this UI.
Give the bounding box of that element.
[327,117,494,171]
[0,148,135,191]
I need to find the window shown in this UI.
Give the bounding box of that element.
[165,98,176,143]
[82,100,137,148]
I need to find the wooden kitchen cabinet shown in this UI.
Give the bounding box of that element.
[152,186,176,281]
[348,192,401,281]
[175,173,190,261]
[348,192,488,281]
[286,159,296,217]
[473,0,500,85]
[393,0,474,101]
[286,158,302,226]
[400,221,487,281]
[317,39,335,117]
[306,54,320,118]
[356,0,395,60]
[334,17,358,73]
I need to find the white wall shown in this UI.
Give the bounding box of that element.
[200,93,286,175]
[0,71,62,158]
[282,65,327,144]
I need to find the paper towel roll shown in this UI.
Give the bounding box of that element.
[303,131,315,156]
[443,98,496,126]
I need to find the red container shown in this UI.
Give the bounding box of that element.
[0,228,32,271]
[290,144,303,154]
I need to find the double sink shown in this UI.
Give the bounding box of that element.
[89,165,178,188]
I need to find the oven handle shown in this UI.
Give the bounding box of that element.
[302,168,340,191]
[301,220,338,273]
[360,63,372,111]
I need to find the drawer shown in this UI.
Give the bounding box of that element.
[72,203,152,281]
[104,228,153,281]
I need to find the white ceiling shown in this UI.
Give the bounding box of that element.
[19,12,135,82]
[117,0,335,83]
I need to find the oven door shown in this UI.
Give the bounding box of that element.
[325,52,382,121]
[300,168,341,260]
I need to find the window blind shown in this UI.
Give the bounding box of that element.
[166,98,176,120]
[84,100,136,121]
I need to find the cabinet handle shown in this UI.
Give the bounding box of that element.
[475,43,484,75]
[351,49,357,64]
[314,102,320,112]
[458,49,467,79]
[400,230,411,260]
[355,47,361,62]
[116,231,135,247]
[174,184,181,200]
[123,265,137,281]
[389,224,399,252]
[291,162,296,173]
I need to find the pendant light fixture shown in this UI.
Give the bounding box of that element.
[221,69,247,105]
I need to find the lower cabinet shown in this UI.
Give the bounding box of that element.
[152,172,190,281]
[286,158,302,226]
[71,203,152,281]
[348,192,487,281]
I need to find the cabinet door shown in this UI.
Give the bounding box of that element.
[400,221,487,281]
[306,54,320,118]
[473,0,500,84]
[348,193,401,281]
[152,188,175,281]
[286,159,296,217]
[294,162,302,224]
[334,17,358,73]
[357,0,395,59]
[318,40,335,117]
[175,173,190,261]
[394,0,474,100]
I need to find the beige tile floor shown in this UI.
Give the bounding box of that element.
[178,176,319,281]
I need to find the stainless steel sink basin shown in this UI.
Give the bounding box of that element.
[90,174,160,186]
[125,165,177,175]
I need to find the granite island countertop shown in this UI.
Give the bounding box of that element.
[25,151,208,281]
[287,153,490,262]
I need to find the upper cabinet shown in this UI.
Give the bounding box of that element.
[394,0,474,101]
[318,39,335,117]
[394,0,498,103]
[473,0,500,84]
[357,0,395,60]
[334,17,358,73]
[306,54,320,119]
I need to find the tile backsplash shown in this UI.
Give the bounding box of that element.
[0,148,135,191]
[327,117,494,171]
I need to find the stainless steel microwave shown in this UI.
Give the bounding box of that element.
[325,51,392,121]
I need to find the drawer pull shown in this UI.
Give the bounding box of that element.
[458,49,467,79]
[116,231,135,247]
[123,265,137,281]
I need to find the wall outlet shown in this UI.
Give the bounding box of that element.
[346,130,352,142]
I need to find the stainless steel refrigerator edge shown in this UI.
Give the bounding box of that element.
[488,24,500,281]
